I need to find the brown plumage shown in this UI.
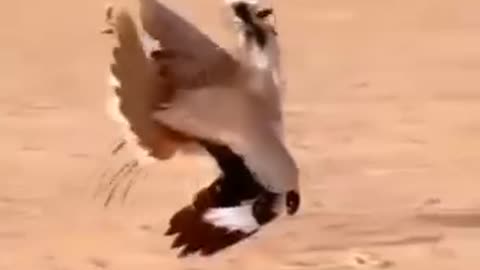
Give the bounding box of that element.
[100,0,300,257]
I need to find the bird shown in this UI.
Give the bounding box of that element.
[101,0,300,257]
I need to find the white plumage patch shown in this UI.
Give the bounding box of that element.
[203,205,260,233]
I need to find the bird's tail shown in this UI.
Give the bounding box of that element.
[226,0,283,75]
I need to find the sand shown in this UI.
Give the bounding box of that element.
[1,0,480,269]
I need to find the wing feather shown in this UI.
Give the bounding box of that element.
[107,8,186,162]
[138,0,239,89]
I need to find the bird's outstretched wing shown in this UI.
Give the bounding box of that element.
[105,0,242,160]
[106,7,188,162]
[100,0,240,204]
[106,0,278,161]
[138,0,239,90]
[98,6,192,206]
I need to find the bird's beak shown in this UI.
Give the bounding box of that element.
[286,191,300,215]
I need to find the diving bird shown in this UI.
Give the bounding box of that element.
[103,0,300,257]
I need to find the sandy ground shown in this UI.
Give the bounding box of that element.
[2,0,480,269]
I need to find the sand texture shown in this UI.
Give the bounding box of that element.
[1,0,480,269]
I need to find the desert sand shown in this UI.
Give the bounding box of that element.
[1,0,480,269]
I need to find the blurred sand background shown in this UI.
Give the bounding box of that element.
[1,0,480,269]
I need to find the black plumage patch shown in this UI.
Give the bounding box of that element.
[164,139,279,257]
